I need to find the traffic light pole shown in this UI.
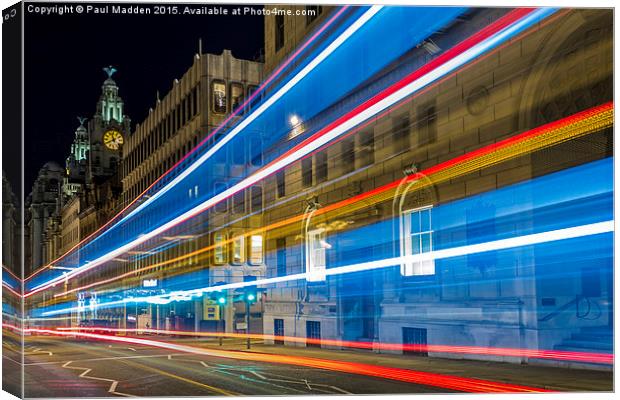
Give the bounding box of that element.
[245,298,251,349]
[219,305,223,346]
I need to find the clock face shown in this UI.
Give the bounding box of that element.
[103,129,124,150]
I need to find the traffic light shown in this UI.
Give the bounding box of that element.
[217,295,226,305]
[245,288,257,303]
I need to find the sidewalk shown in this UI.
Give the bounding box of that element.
[165,337,613,392]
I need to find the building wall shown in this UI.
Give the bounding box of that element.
[257,7,612,364]
[121,50,263,205]
[264,5,333,75]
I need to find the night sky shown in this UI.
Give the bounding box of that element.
[19,2,264,192]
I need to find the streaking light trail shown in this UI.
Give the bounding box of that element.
[24,5,353,281]
[41,220,612,315]
[23,328,552,393]
[55,327,613,365]
[49,103,613,300]
[26,7,558,297]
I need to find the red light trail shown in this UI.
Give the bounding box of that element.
[55,326,613,365]
[23,328,553,393]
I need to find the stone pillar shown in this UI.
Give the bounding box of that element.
[156,305,161,330]
[194,300,201,333]
[225,292,234,333]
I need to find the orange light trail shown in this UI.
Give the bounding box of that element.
[56,326,613,365]
[48,102,613,300]
[24,6,351,282]
[26,8,568,286]
[25,328,552,393]
[32,9,575,296]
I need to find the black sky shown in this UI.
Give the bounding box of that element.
[20,2,264,192]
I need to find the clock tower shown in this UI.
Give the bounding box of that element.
[86,66,131,182]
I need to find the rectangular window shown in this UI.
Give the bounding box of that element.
[250,185,263,213]
[341,138,355,174]
[306,228,327,282]
[402,327,428,356]
[275,14,285,51]
[276,238,287,277]
[401,206,434,276]
[212,81,227,114]
[359,129,374,167]
[249,137,262,166]
[232,235,245,264]
[315,152,328,183]
[276,170,286,198]
[232,138,245,165]
[393,114,410,151]
[306,321,321,347]
[230,83,244,113]
[247,85,259,113]
[274,319,284,344]
[233,190,245,214]
[302,158,313,187]
[306,5,322,25]
[214,232,227,264]
[214,182,228,213]
[193,86,199,116]
[249,234,263,265]
[418,102,437,145]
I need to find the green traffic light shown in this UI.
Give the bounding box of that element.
[218,297,226,304]
[247,294,256,301]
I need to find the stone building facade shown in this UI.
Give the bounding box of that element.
[256,6,612,367]
[120,49,263,332]
[26,162,63,274]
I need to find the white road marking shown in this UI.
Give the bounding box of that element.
[62,360,134,397]
[248,368,353,394]
[26,353,190,366]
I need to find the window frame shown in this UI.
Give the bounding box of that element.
[231,234,245,265]
[214,231,228,265]
[230,82,245,114]
[401,205,435,276]
[249,234,264,265]
[211,80,227,114]
[306,228,327,282]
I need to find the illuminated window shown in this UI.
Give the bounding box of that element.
[232,235,245,264]
[306,228,328,282]
[214,232,227,264]
[401,206,434,276]
[230,83,244,113]
[249,235,263,265]
[212,81,227,114]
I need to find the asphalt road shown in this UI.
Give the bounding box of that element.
[17,336,453,397]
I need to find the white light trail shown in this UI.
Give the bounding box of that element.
[41,220,612,316]
[28,6,384,294]
[29,9,555,296]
